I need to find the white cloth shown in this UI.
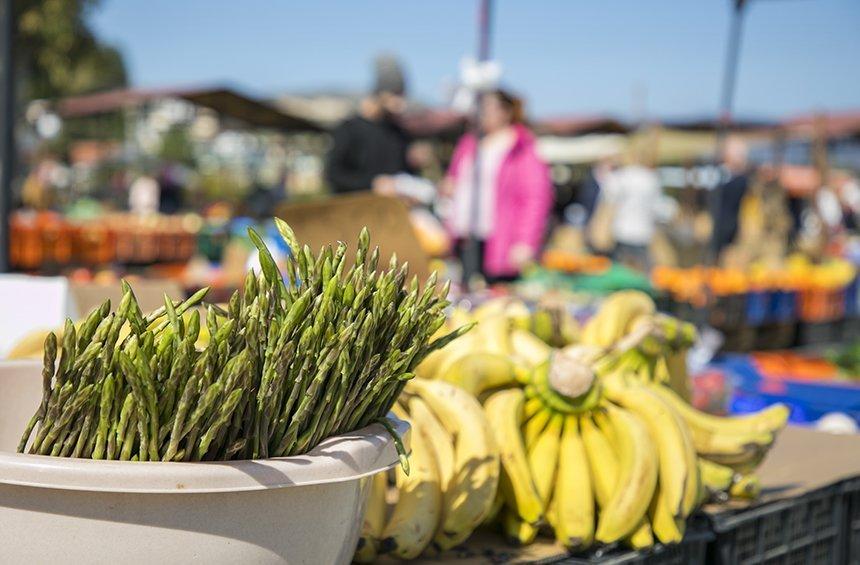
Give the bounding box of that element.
[601,165,662,246]
[816,188,843,229]
[128,175,160,215]
[392,173,435,205]
[451,130,515,238]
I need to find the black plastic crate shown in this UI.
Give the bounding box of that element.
[753,321,797,351]
[843,478,860,565]
[549,526,712,564]
[706,485,845,564]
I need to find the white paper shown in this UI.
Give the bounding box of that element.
[0,275,73,358]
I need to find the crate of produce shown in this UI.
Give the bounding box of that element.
[798,287,846,323]
[709,293,747,331]
[552,526,713,564]
[745,290,770,327]
[753,321,796,351]
[706,485,845,564]
[712,355,860,425]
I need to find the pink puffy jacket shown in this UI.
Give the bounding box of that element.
[447,124,553,278]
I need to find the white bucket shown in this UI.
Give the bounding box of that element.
[0,361,408,564]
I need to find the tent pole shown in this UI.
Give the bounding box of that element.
[462,0,493,289]
[0,0,13,272]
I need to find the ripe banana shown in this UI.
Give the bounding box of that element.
[649,487,685,544]
[404,379,500,551]
[699,458,735,494]
[603,377,692,518]
[439,352,520,395]
[527,413,563,506]
[415,328,477,380]
[595,404,658,544]
[647,384,781,470]
[583,412,654,549]
[380,414,442,559]
[730,473,761,500]
[648,384,789,436]
[663,349,692,401]
[554,416,594,550]
[510,328,553,368]
[523,408,553,448]
[523,396,545,421]
[579,414,617,509]
[482,490,505,526]
[474,314,511,356]
[502,507,539,546]
[485,388,543,526]
[626,519,655,550]
[581,290,656,348]
[408,396,456,491]
[354,471,388,563]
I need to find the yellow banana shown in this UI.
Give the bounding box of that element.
[6,327,56,359]
[529,309,555,344]
[649,487,685,544]
[592,407,618,448]
[554,416,594,550]
[523,408,553,448]
[484,388,543,525]
[510,328,553,368]
[648,383,789,435]
[439,352,519,395]
[405,379,500,551]
[474,314,511,356]
[626,520,655,550]
[583,413,653,550]
[699,458,735,494]
[663,349,691,401]
[580,414,617,509]
[482,490,505,526]
[527,413,563,506]
[408,396,456,492]
[502,507,539,546]
[416,329,477,380]
[730,473,761,500]
[380,414,442,559]
[354,471,388,563]
[472,297,512,321]
[581,290,656,348]
[603,377,692,518]
[523,396,545,421]
[595,405,658,544]
[545,492,559,531]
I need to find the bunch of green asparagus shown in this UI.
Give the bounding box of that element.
[17,218,467,462]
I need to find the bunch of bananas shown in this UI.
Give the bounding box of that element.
[354,290,788,560]
[354,378,500,561]
[485,345,788,553]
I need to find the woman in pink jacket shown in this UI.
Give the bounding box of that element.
[444,89,553,282]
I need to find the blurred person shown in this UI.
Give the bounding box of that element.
[579,153,618,223]
[158,164,185,214]
[325,55,412,194]
[442,89,552,282]
[835,171,860,230]
[598,150,664,271]
[128,170,159,216]
[713,136,750,255]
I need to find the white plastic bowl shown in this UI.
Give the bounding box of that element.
[0,361,408,564]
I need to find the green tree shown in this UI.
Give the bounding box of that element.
[15,0,128,101]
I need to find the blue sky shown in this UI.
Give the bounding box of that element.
[89,0,860,120]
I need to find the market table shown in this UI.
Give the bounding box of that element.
[405,426,860,564]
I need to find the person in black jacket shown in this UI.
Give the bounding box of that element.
[713,137,749,255]
[326,55,412,194]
